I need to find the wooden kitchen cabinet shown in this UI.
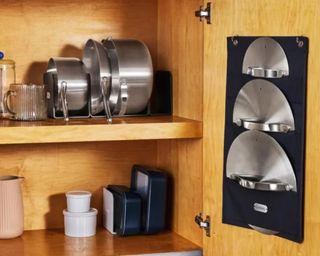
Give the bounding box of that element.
[0,0,204,255]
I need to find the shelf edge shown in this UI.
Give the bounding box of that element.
[0,120,202,144]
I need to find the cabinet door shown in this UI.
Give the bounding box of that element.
[203,1,320,255]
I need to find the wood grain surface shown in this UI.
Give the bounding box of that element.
[0,116,202,144]
[157,0,204,247]
[0,0,158,84]
[0,229,201,256]
[203,1,320,255]
[0,1,205,251]
[0,140,157,230]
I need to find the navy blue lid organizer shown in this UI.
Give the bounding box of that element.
[222,36,308,243]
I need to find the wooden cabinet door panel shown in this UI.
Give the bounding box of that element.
[203,1,320,255]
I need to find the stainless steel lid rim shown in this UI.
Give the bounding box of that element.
[229,173,293,192]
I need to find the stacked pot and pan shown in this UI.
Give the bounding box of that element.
[44,38,153,121]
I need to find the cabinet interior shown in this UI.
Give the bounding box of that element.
[0,0,203,249]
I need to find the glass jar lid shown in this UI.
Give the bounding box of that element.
[0,52,15,67]
[0,59,15,67]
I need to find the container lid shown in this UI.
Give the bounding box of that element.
[0,59,15,66]
[0,52,15,66]
[66,191,92,199]
[63,208,98,217]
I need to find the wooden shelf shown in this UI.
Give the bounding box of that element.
[0,116,202,145]
[0,229,202,256]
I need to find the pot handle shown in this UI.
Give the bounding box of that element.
[118,79,128,116]
[100,76,112,124]
[59,81,69,122]
[3,90,17,117]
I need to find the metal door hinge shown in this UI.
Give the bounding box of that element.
[195,213,211,237]
[195,2,212,24]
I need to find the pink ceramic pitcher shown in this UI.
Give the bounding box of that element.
[0,176,24,239]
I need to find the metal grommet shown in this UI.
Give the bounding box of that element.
[231,36,239,46]
[296,37,304,48]
[233,39,239,46]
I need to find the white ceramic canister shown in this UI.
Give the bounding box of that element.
[66,191,91,213]
[0,176,24,239]
[63,208,98,237]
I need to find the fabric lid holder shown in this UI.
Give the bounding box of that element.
[222,36,308,243]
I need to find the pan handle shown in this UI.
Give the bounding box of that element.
[118,79,128,116]
[247,66,287,78]
[229,174,293,192]
[60,81,69,122]
[235,119,292,133]
[100,76,112,124]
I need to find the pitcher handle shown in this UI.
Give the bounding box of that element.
[3,90,17,117]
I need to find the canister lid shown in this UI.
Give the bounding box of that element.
[63,208,98,217]
[66,191,92,198]
[0,52,15,66]
[0,59,15,66]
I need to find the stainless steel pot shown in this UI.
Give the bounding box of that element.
[46,58,88,121]
[45,38,153,121]
[84,38,153,116]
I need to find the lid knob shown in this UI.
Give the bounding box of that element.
[0,52,4,60]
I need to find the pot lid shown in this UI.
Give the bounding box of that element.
[233,79,295,133]
[226,130,297,192]
[242,37,289,78]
